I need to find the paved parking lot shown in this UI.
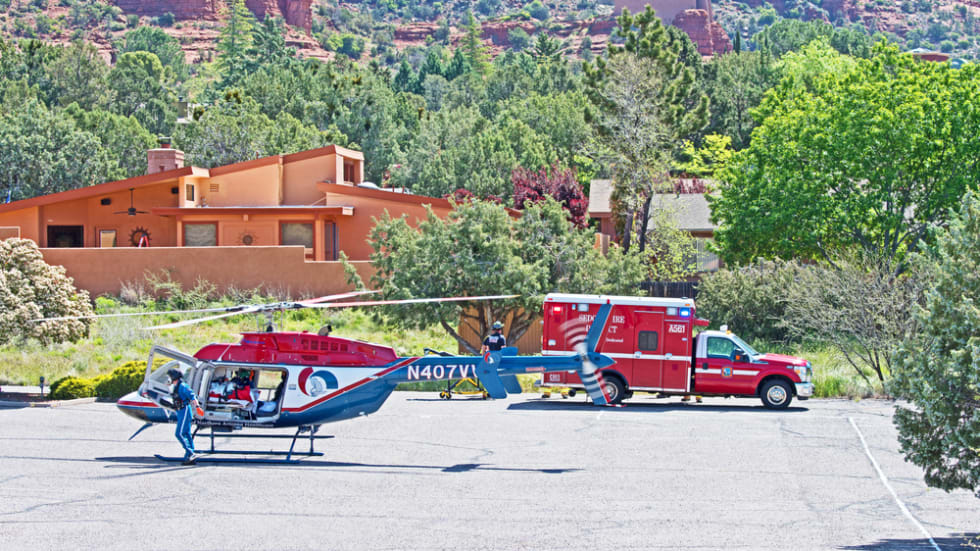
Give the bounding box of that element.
[1,394,978,550]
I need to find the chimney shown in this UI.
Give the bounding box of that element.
[147,136,184,174]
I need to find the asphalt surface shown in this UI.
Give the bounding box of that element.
[1,394,978,550]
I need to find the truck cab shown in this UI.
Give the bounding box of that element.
[538,293,813,408]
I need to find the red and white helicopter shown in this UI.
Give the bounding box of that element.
[47,291,616,463]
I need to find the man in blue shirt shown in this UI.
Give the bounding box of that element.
[168,369,201,464]
[482,321,506,353]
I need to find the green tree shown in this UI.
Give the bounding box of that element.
[892,192,980,497]
[46,40,112,110]
[217,0,256,86]
[63,103,157,181]
[584,6,708,253]
[711,44,980,267]
[175,89,333,168]
[704,50,779,149]
[461,12,490,74]
[120,26,188,81]
[680,134,734,177]
[246,16,294,71]
[753,19,874,58]
[107,51,176,136]
[356,198,645,352]
[0,238,93,345]
[0,98,113,200]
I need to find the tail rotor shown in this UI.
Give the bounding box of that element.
[565,303,617,407]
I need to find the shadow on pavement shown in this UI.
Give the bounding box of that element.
[95,455,580,475]
[507,399,809,414]
[840,533,980,550]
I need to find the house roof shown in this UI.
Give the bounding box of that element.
[151,206,355,216]
[0,145,364,215]
[650,193,717,233]
[0,166,207,215]
[589,179,613,217]
[587,179,717,232]
[319,182,454,210]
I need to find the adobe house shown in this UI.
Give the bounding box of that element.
[0,143,456,297]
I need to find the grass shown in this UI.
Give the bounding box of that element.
[1,296,882,399]
[0,305,458,387]
[762,341,886,398]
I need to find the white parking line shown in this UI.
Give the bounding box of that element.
[849,417,941,551]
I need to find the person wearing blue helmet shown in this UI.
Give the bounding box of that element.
[481,321,507,354]
[168,368,201,464]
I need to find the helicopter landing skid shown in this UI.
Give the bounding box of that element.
[157,425,333,464]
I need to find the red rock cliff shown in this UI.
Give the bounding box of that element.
[672,9,731,55]
[112,0,312,31]
[112,0,219,19]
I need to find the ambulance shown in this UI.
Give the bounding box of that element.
[537,293,814,408]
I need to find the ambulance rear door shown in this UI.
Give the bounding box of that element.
[631,309,664,389]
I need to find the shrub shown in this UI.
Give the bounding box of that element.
[695,258,801,343]
[93,361,146,399]
[0,239,94,345]
[528,0,549,20]
[49,377,95,400]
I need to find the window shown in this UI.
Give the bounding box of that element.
[638,331,659,352]
[99,230,117,248]
[46,226,83,248]
[343,162,356,183]
[185,184,195,201]
[281,222,314,248]
[706,337,736,359]
[184,223,217,246]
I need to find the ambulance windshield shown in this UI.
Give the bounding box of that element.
[729,334,760,357]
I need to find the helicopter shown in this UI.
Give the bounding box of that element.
[55,291,617,463]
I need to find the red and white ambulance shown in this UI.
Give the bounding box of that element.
[537,293,813,408]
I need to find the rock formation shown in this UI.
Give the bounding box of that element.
[673,9,732,55]
[613,0,731,55]
[112,0,312,32]
[112,0,219,19]
[245,0,313,32]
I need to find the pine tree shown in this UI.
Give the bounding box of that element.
[461,12,490,74]
[583,6,708,253]
[217,0,256,86]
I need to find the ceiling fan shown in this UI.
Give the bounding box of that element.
[114,188,149,216]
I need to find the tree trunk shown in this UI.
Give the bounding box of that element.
[636,191,654,254]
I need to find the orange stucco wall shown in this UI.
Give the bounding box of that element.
[38,181,180,247]
[0,207,40,242]
[208,163,281,207]
[327,192,452,260]
[40,246,376,298]
[282,154,338,205]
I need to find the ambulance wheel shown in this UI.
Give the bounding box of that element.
[567,389,577,397]
[439,391,451,400]
[760,379,793,409]
[601,377,626,405]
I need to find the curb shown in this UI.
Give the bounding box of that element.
[0,397,98,409]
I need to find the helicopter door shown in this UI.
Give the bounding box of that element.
[141,345,200,410]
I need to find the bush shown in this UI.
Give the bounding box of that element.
[49,376,95,400]
[93,361,146,399]
[528,0,549,20]
[695,258,800,343]
[0,239,94,345]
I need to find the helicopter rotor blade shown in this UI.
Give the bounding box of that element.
[144,304,266,330]
[299,290,378,305]
[302,294,519,309]
[142,291,386,330]
[33,305,253,323]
